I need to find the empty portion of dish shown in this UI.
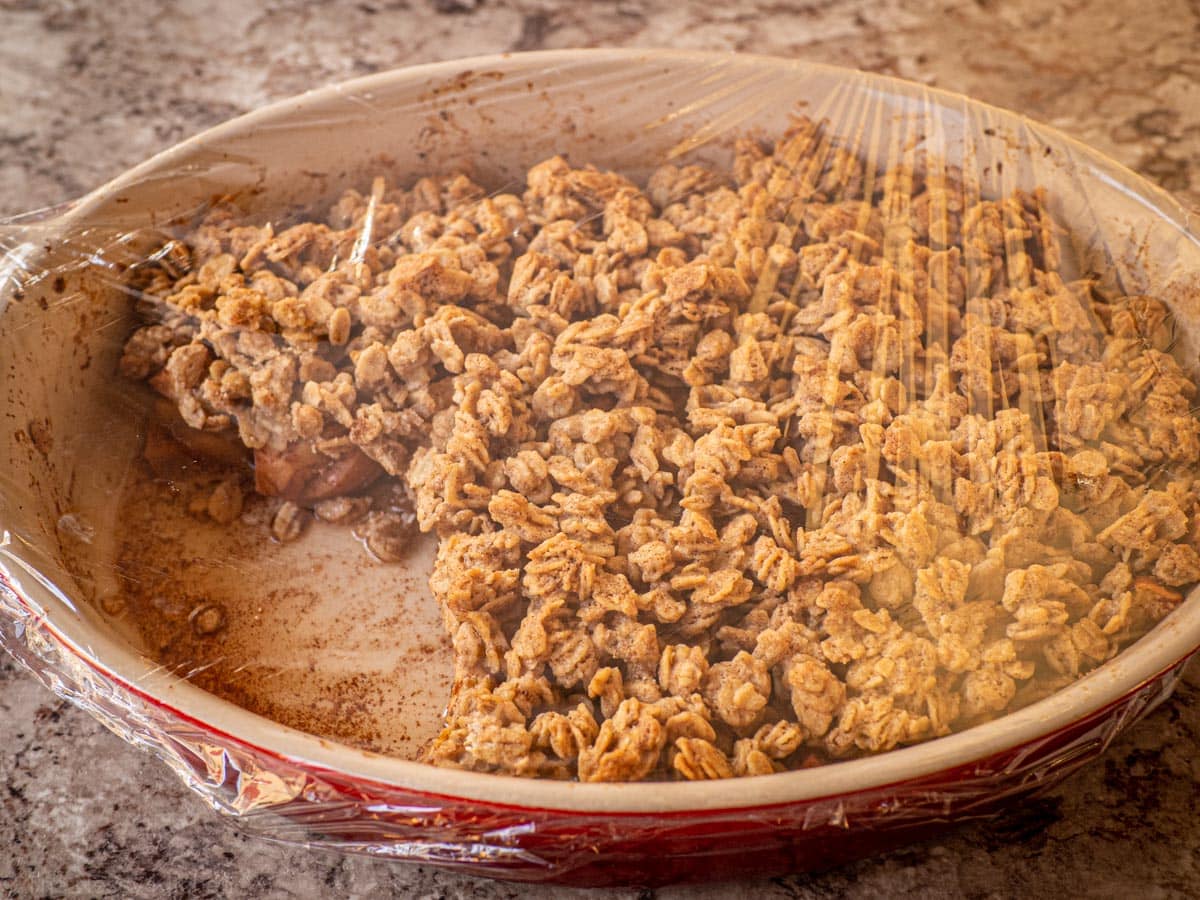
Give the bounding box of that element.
[118,116,1200,782]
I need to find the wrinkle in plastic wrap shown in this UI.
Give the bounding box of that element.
[2,51,1200,886]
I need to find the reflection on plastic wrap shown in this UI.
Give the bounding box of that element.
[2,572,1191,885]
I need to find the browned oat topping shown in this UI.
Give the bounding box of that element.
[119,118,1200,781]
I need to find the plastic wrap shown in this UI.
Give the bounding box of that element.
[2,50,1200,887]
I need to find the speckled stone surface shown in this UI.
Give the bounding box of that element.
[2,1,1200,897]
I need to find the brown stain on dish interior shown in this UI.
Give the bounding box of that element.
[108,450,450,759]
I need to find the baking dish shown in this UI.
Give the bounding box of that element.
[2,49,1199,886]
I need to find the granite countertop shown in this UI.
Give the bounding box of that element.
[2,1,1199,897]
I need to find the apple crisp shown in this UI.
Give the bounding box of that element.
[119,117,1200,781]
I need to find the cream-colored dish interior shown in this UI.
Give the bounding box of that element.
[2,50,1200,810]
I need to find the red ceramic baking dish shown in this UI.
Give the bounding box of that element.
[2,49,1199,887]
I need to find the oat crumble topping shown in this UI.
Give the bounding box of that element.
[118,118,1200,781]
